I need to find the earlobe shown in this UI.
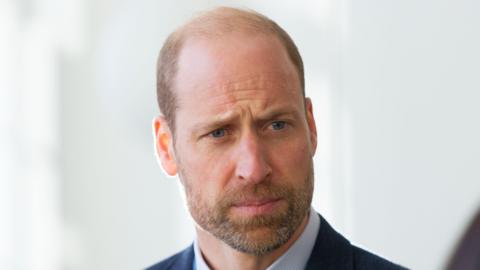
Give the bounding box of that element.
[305,98,318,155]
[153,116,177,176]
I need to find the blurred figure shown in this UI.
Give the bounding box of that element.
[446,207,480,270]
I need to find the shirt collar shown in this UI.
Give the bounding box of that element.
[193,235,210,270]
[193,207,320,270]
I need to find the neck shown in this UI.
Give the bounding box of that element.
[196,213,310,270]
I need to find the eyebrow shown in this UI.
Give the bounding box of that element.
[256,106,300,122]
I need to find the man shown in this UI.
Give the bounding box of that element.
[149,6,406,270]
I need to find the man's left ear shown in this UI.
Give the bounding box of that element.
[153,116,178,176]
[305,98,318,155]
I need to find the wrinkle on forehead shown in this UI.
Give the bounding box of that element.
[178,72,300,114]
[173,33,304,128]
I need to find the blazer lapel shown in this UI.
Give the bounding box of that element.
[171,245,195,270]
[305,215,354,270]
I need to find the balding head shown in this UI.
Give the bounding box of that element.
[156,7,304,134]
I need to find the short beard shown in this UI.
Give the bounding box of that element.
[182,162,314,256]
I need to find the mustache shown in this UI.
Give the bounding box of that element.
[218,182,292,207]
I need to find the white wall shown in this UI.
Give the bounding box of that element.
[341,1,480,269]
[3,0,477,269]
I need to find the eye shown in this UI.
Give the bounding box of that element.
[210,128,226,138]
[271,121,286,130]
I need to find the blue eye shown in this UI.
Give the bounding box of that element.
[210,128,226,138]
[271,121,286,130]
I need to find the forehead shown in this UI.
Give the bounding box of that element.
[174,33,303,116]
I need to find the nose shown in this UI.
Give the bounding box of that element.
[234,132,272,184]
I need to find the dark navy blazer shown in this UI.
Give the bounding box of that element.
[146,215,407,270]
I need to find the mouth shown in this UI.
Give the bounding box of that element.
[231,198,283,216]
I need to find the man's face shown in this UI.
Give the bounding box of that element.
[160,33,317,255]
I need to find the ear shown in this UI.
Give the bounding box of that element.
[153,116,177,176]
[305,98,318,156]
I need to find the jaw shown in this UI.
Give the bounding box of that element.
[194,212,310,270]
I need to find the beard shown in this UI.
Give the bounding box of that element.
[180,161,314,256]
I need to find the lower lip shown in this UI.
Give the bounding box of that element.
[232,199,283,216]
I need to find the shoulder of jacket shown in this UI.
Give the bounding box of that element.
[352,245,408,270]
[145,245,194,270]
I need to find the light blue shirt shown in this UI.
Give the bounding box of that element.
[193,208,320,270]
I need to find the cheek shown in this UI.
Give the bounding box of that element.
[177,144,235,202]
[270,137,312,178]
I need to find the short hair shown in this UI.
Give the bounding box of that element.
[156,7,305,134]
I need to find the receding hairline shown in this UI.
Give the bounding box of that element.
[156,6,305,135]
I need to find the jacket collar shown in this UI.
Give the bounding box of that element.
[305,215,353,270]
[169,244,194,270]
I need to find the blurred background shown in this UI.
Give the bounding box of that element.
[1,0,479,269]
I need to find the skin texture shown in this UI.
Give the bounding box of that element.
[154,33,318,270]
